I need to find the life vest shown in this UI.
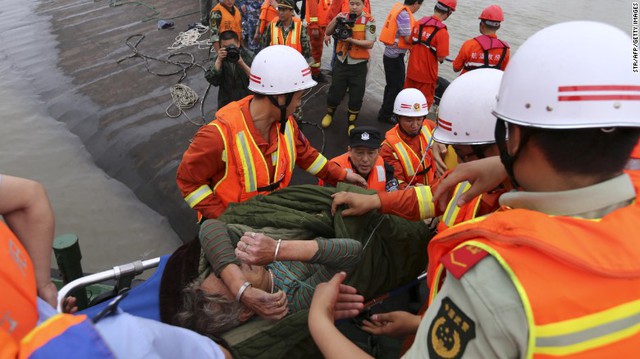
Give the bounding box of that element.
[427,174,640,358]
[411,16,446,56]
[379,3,416,50]
[209,96,298,208]
[270,17,303,53]
[306,0,331,27]
[211,3,242,42]
[258,0,278,34]
[384,125,435,185]
[462,34,510,72]
[335,13,374,60]
[0,222,37,347]
[325,152,387,192]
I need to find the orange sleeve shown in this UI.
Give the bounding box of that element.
[435,28,450,58]
[379,189,423,221]
[292,120,347,183]
[307,0,319,25]
[176,125,228,219]
[452,39,471,72]
[325,0,343,24]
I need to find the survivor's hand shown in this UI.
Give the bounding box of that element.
[242,287,289,320]
[432,142,449,178]
[344,172,367,188]
[310,272,364,322]
[432,156,507,211]
[235,231,277,265]
[360,311,421,338]
[38,281,58,308]
[331,192,381,216]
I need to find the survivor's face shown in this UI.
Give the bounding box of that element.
[349,147,380,176]
[349,0,364,15]
[398,116,425,137]
[278,7,293,22]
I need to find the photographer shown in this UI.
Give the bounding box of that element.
[205,31,254,110]
[320,0,375,135]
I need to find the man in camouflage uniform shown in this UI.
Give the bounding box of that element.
[260,0,313,64]
[236,0,263,52]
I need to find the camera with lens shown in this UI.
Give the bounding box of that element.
[224,44,240,63]
[335,13,358,40]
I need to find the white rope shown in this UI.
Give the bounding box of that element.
[167,24,212,52]
[166,84,205,126]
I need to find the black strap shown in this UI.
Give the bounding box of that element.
[464,41,508,72]
[257,178,284,192]
[418,24,441,56]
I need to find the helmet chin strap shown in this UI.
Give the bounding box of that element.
[267,93,295,134]
[494,120,530,189]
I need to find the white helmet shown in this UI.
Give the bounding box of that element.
[248,45,317,95]
[393,88,430,117]
[434,69,503,145]
[494,21,640,129]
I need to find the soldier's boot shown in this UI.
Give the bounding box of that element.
[321,106,336,128]
[347,109,359,135]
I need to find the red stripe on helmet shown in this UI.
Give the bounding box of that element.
[558,85,640,92]
[559,95,640,101]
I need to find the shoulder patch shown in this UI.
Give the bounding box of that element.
[369,24,376,34]
[428,297,476,359]
[440,245,488,280]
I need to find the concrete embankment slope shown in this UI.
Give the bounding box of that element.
[31,0,386,241]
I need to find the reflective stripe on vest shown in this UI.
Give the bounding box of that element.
[20,314,115,358]
[185,185,214,208]
[270,18,303,52]
[414,185,435,219]
[441,181,472,227]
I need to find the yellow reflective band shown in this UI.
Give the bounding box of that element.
[310,62,321,68]
[534,299,640,356]
[394,143,415,176]
[413,185,435,219]
[184,185,213,208]
[421,126,432,143]
[353,24,365,31]
[305,154,328,175]
[442,181,471,227]
[291,22,299,45]
[429,263,444,304]
[236,131,257,192]
[309,17,318,22]
[283,122,296,172]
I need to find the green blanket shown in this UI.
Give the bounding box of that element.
[218,183,431,358]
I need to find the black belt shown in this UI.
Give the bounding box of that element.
[257,178,284,192]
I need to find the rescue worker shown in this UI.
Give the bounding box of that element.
[205,30,254,110]
[210,0,243,52]
[176,45,366,221]
[305,0,331,82]
[0,175,229,358]
[452,5,510,75]
[260,0,313,64]
[377,0,423,125]
[320,0,376,134]
[405,0,454,106]
[328,69,506,228]
[311,21,640,358]
[380,88,437,187]
[254,0,278,44]
[319,126,399,192]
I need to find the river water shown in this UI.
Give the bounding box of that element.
[0,0,631,272]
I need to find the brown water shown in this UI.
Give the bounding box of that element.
[0,0,631,272]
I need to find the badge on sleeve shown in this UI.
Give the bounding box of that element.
[427,297,476,359]
[369,24,376,34]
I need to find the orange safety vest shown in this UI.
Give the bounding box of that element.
[335,13,373,60]
[306,0,331,27]
[258,0,279,34]
[427,173,640,357]
[211,3,243,42]
[0,222,37,348]
[384,125,435,185]
[209,96,298,208]
[269,17,303,53]
[322,152,387,192]
[379,3,415,49]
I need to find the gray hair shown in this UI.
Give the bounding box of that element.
[174,279,244,338]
